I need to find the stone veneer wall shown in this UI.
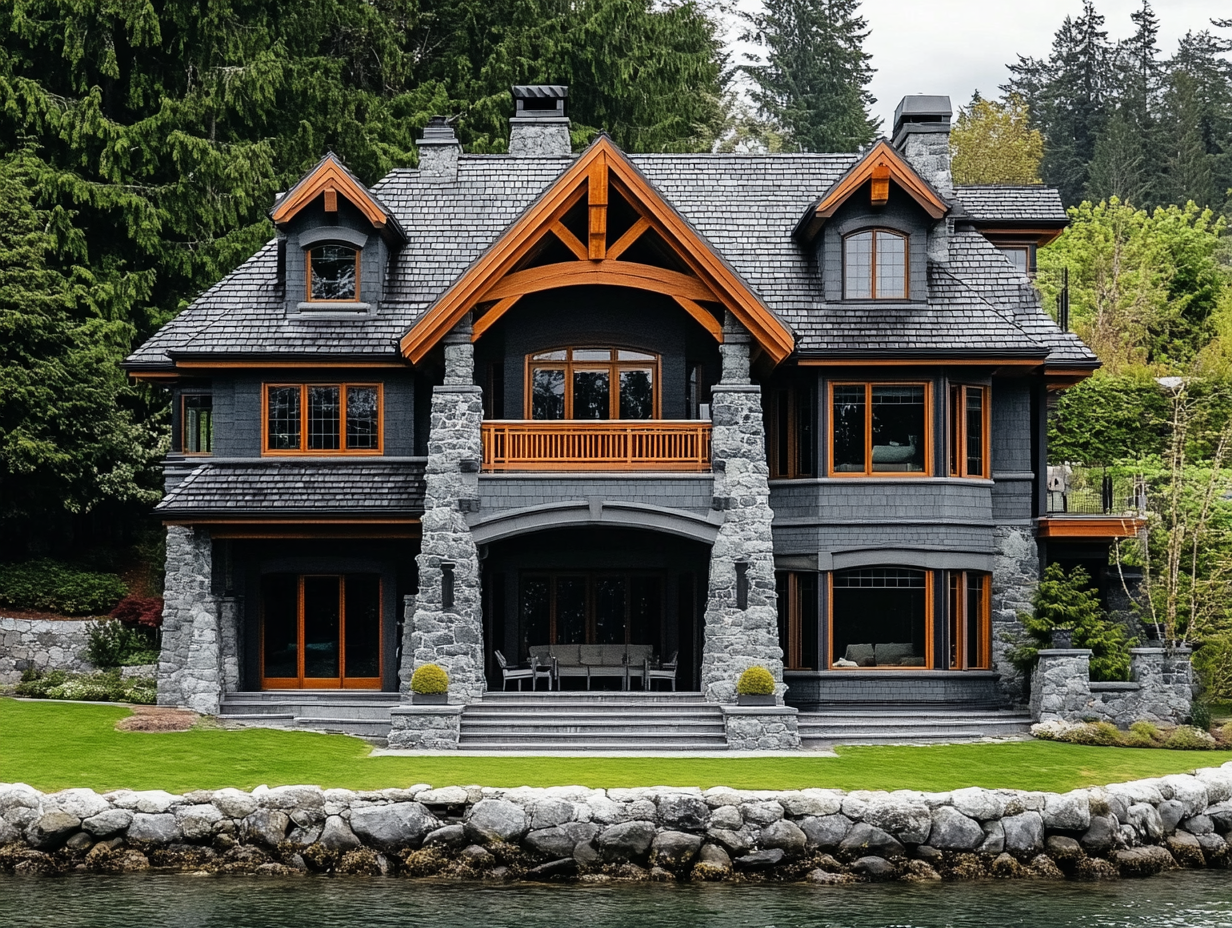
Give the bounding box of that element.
[4,766,1232,881]
[699,317,785,707]
[159,525,224,714]
[1031,648,1194,727]
[402,322,486,703]
[991,525,1039,703]
[0,618,94,685]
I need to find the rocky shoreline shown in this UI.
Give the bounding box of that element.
[3,765,1232,883]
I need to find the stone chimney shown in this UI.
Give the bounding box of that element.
[508,85,571,158]
[893,95,953,262]
[418,116,461,182]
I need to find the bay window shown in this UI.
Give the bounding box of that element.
[830,383,930,475]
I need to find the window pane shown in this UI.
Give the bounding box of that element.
[532,350,567,361]
[573,349,611,361]
[573,369,610,419]
[965,387,984,476]
[519,577,551,659]
[967,573,986,668]
[261,574,299,680]
[871,385,926,473]
[309,244,358,300]
[343,574,381,679]
[619,368,654,419]
[832,568,928,668]
[949,573,961,669]
[556,577,587,644]
[302,576,341,679]
[875,231,906,298]
[267,387,301,450]
[308,386,341,450]
[628,576,661,653]
[949,385,961,476]
[346,387,379,450]
[773,390,790,477]
[832,385,866,472]
[594,577,626,645]
[1000,247,1029,274]
[618,350,655,361]
[844,232,873,299]
[183,395,213,453]
[532,368,565,419]
[796,385,815,476]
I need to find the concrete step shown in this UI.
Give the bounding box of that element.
[458,741,727,752]
[798,709,1032,744]
[219,713,295,724]
[292,717,393,737]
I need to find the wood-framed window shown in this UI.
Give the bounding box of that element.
[776,571,818,670]
[948,571,991,670]
[260,573,382,689]
[843,229,908,299]
[306,243,360,302]
[948,384,990,478]
[997,245,1031,275]
[263,384,382,454]
[518,571,663,655]
[829,382,930,476]
[768,384,816,478]
[829,568,932,669]
[526,347,660,420]
[181,393,213,455]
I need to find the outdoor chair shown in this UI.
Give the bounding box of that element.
[494,650,552,691]
[644,651,679,691]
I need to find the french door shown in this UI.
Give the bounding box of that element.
[261,573,382,689]
[518,572,663,656]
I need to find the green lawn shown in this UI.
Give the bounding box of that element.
[0,698,1222,795]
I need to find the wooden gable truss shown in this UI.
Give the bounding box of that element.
[271,153,406,246]
[400,136,794,365]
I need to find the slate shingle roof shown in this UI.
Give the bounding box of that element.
[127,154,1095,367]
[156,461,426,517]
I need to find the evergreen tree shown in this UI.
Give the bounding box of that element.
[1086,108,1151,205]
[740,0,878,153]
[950,93,1044,185]
[1161,69,1217,208]
[1170,28,1232,213]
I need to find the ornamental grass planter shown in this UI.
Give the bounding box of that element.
[412,693,448,705]
[736,694,776,707]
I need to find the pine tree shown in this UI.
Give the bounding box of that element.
[950,93,1044,185]
[1161,69,1217,208]
[1170,28,1232,213]
[740,0,878,153]
[1086,108,1151,205]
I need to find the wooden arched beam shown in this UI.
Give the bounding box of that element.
[482,260,715,303]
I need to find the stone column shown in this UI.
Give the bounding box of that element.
[700,314,783,704]
[400,320,486,703]
[1029,648,1092,723]
[991,525,1039,704]
[159,525,223,714]
[218,595,242,694]
[1130,647,1193,725]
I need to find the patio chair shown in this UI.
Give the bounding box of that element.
[494,650,552,691]
[644,651,679,692]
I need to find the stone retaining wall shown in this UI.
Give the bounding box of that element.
[4,764,1231,881]
[0,618,94,685]
[1031,648,1194,728]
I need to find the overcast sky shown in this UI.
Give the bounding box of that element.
[726,0,1232,130]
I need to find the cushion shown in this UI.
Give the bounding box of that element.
[900,656,927,667]
[552,643,581,666]
[844,643,875,667]
[626,644,653,665]
[529,646,552,665]
[579,644,605,665]
[832,658,859,668]
[875,642,915,665]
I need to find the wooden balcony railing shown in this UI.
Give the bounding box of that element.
[481,420,712,472]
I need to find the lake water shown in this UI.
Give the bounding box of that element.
[1,870,1230,927]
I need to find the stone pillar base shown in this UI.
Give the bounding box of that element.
[388,706,464,750]
[721,706,800,750]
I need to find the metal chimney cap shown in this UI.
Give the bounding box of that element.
[511,85,569,99]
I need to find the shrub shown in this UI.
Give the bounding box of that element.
[14,669,155,704]
[109,596,164,629]
[1127,721,1163,746]
[1218,722,1232,745]
[411,663,449,695]
[86,620,160,669]
[0,559,127,615]
[737,666,775,696]
[1164,725,1218,750]
[1191,702,1213,732]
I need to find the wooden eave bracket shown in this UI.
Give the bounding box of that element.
[271,154,406,246]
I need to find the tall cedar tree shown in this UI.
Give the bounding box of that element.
[950,93,1044,185]
[741,0,878,153]
[1169,28,1232,212]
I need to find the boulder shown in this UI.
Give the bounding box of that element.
[526,823,599,859]
[864,797,932,845]
[1128,803,1164,842]
[597,821,657,863]
[529,799,576,831]
[461,844,495,868]
[949,788,1005,822]
[800,814,853,850]
[350,802,434,850]
[263,786,325,813]
[417,786,470,806]
[709,805,743,830]
[780,791,842,817]
[927,807,984,851]
[657,795,710,830]
[1166,831,1206,868]
[839,823,905,859]
[1181,814,1214,836]
[1042,791,1090,832]
[464,799,528,845]
[1001,811,1045,856]
[1115,845,1178,878]
[421,824,468,850]
[176,804,224,842]
[1080,814,1120,853]
[49,789,110,821]
[914,845,943,863]
[807,868,855,884]
[1208,800,1232,834]
[82,809,133,838]
[760,819,807,857]
[242,809,289,847]
[851,856,894,880]
[133,791,179,815]
[706,828,752,856]
[733,848,784,870]
[978,820,1004,855]
[1159,775,1209,818]
[212,788,258,819]
[649,831,703,869]
[26,810,80,850]
[741,802,784,826]
[1157,799,1186,835]
[697,843,732,870]
[318,815,362,851]
[65,831,93,852]
[128,812,181,844]
[902,860,942,882]
[526,858,578,881]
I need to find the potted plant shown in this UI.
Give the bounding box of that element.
[411,663,449,704]
[736,666,776,706]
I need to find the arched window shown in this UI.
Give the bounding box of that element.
[527,347,659,420]
[307,243,359,301]
[843,229,907,299]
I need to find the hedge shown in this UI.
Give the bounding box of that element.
[0,559,128,615]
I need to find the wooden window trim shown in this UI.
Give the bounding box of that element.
[947,571,992,670]
[842,228,908,300]
[826,570,934,671]
[768,385,816,479]
[826,381,932,478]
[260,573,383,690]
[948,384,991,479]
[261,383,384,456]
[180,393,213,456]
[522,347,662,420]
[305,243,362,303]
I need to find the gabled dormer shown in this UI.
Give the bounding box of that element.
[270,153,407,315]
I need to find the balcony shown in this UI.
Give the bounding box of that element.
[1041,465,1146,539]
[481,421,712,472]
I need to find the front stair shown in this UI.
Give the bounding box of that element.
[798,704,1033,746]
[458,691,728,752]
[219,692,401,740]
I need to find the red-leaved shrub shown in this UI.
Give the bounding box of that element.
[109,595,165,629]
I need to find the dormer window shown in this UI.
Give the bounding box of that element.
[308,244,359,302]
[843,229,907,299]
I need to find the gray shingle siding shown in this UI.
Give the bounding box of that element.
[954,185,1068,223]
[479,474,715,516]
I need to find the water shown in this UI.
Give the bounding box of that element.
[1,871,1230,928]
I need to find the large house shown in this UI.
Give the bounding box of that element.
[126,88,1134,746]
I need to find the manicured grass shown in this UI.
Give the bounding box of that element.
[0,698,1222,795]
